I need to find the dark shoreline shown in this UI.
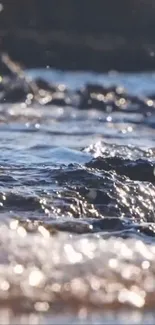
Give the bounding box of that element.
[1,29,155,73]
[1,0,155,72]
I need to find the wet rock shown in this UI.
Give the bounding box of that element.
[0,73,155,116]
[86,157,155,182]
[136,224,155,237]
[77,83,150,112]
[0,85,30,103]
[78,84,114,110]
[35,78,55,92]
[92,217,125,232]
[45,92,71,107]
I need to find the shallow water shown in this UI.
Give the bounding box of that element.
[1,69,155,323]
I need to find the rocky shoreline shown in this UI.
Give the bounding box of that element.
[0,54,155,116]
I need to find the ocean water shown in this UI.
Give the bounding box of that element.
[1,69,155,323]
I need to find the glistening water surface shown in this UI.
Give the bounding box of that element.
[1,69,155,323]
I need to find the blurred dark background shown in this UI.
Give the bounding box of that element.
[1,0,155,71]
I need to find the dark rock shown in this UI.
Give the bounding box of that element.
[86,157,155,183]
[35,78,55,92]
[45,92,71,107]
[92,217,125,232]
[0,84,29,103]
[136,224,155,237]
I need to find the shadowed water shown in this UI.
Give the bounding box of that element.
[1,70,155,323]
